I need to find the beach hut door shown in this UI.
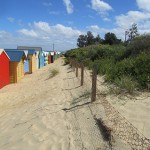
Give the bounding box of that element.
[24,59,29,73]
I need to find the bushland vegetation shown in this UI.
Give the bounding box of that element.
[65,34,150,93]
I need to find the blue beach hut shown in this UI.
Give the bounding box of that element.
[39,51,45,68]
[43,51,49,66]
[17,46,43,69]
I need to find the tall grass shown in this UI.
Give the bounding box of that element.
[114,75,139,94]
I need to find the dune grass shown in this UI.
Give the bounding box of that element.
[49,68,59,78]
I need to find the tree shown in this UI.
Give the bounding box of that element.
[87,31,95,45]
[104,32,121,45]
[77,35,87,47]
[125,23,139,43]
[77,31,105,47]
[95,34,103,44]
[77,31,95,47]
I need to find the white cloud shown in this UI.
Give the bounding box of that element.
[116,11,150,29]
[86,25,126,40]
[67,21,74,25]
[87,25,100,32]
[110,10,150,40]
[0,21,82,51]
[86,25,108,37]
[114,0,150,40]
[136,0,150,12]
[103,17,111,21]
[91,0,112,15]
[43,2,52,6]
[0,31,12,39]
[7,17,15,23]
[88,15,95,19]
[0,31,22,48]
[63,0,74,14]
[139,20,150,29]
[33,21,52,33]
[29,21,81,37]
[18,29,38,37]
[86,25,124,40]
[49,11,60,15]
[54,24,81,37]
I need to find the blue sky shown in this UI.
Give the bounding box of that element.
[0,0,150,51]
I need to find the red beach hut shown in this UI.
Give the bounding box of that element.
[48,52,51,64]
[0,49,10,89]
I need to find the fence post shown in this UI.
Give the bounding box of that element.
[69,58,72,66]
[76,62,78,77]
[81,63,84,86]
[91,67,97,102]
[72,59,75,71]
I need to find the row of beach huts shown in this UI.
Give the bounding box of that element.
[0,46,61,89]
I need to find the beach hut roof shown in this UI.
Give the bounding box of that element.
[17,46,42,51]
[50,52,54,55]
[0,49,10,59]
[11,49,36,56]
[43,51,49,56]
[4,49,28,58]
[5,50,26,62]
[0,49,3,55]
[28,49,36,55]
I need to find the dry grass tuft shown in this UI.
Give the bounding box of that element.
[49,68,59,78]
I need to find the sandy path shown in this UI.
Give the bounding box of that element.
[62,66,131,150]
[0,58,132,150]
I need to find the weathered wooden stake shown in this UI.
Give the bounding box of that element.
[91,68,97,102]
[69,58,72,66]
[76,64,78,77]
[81,64,84,86]
[73,60,75,71]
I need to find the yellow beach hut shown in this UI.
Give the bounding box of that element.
[5,50,26,83]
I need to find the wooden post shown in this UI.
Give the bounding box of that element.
[69,58,72,67]
[73,60,75,71]
[76,63,78,77]
[81,64,84,86]
[91,68,97,102]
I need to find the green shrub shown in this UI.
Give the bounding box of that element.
[133,52,150,88]
[114,75,139,93]
[106,51,150,89]
[106,57,135,81]
[63,58,69,65]
[65,39,150,90]
[124,34,150,58]
[93,58,115,75]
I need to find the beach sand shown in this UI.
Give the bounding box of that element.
[0,57,149,150]
[0,58,70,150]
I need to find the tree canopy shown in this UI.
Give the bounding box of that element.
[77,35,87,47]
[125,23,139,44]
[77,31,121,47]
[104,32,122,45]
[77,31,102,47]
